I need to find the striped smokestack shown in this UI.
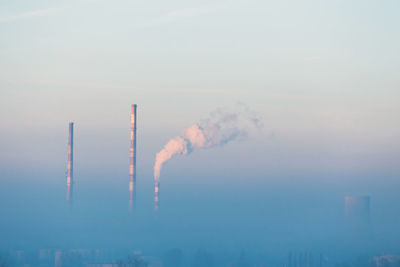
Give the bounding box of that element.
[129,104,137,210]
[154,181,159,212]
[67,122,74,203]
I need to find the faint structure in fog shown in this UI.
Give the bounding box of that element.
[345,196,371,231]
[66,122,74,204]
[371,254,400,267]
[345,196,370,220]
[54,250,62,267]
[287,251,316,267]
[129,104,137,211]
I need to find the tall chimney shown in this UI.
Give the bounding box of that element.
[154,181,160,212]
[67,122,74,203]
[129,104,137,210]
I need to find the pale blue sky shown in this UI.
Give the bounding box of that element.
[1,0,399,179]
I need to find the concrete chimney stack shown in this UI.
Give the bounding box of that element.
[154,181,160,212]
[129,104,137,210]
[67,122,74,203]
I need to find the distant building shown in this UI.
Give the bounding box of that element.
[344,196,372,240]
[370,254,400,267]
[345,196,370,220]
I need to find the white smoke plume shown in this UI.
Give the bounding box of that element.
[153,104,262,181]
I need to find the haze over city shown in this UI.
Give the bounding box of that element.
[1,0,400,266]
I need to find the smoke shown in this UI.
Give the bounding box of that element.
[153,104,262,180]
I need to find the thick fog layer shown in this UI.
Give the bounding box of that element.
[1,169,400,266]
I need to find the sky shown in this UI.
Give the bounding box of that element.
[0,0,400,263]
[1,0,399,178]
